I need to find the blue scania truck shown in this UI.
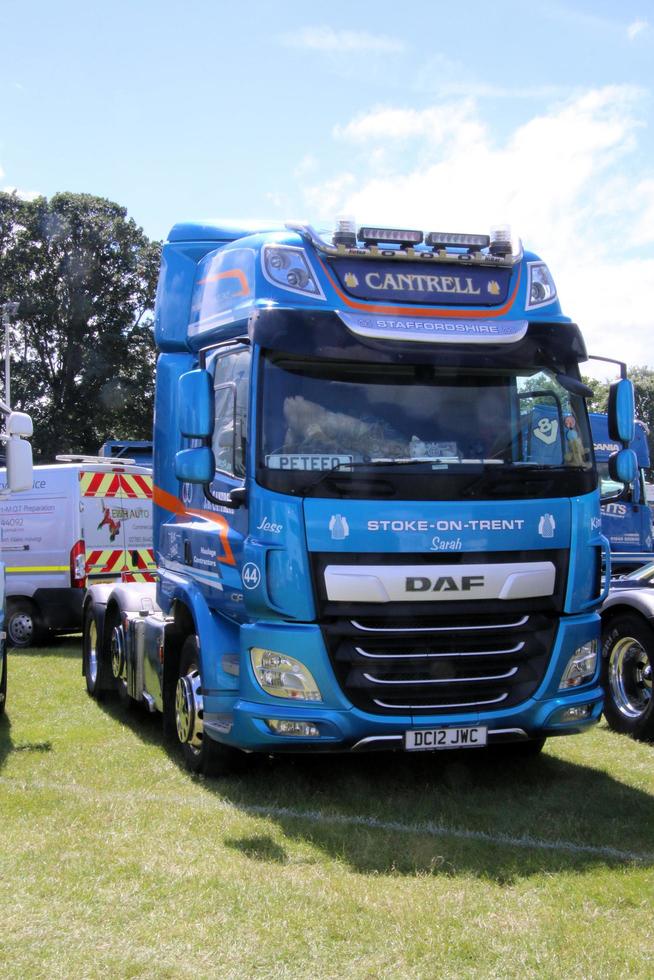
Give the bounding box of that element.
[590,413,652,554]
[81,218,636,773]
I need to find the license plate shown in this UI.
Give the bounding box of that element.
[405,726,487,751]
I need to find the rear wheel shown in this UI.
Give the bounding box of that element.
[602,613,654,741]
[175,635,243,776]
[83,602,112,699]
[6,599,43,648]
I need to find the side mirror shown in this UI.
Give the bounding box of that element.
[7,411,33,438]
[5,436,33,492]
[607,378,635,444]
[174,446,214,483]
[608,448,638,486]
[178,370,213,438]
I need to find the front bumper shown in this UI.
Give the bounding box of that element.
[202,615,604,752]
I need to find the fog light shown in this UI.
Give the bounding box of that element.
[558,705,592,723]
[560,640,598,689]
[251,648,323,702]
[266,719,320,737]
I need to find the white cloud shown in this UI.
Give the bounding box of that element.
[627,19,648,40]
[2,185,40,201]
[279,26,405,54]
[300,85,654,368]
[293,154,319,179]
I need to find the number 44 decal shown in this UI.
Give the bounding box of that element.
[242,562,261,590]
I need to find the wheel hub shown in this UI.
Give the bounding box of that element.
[111,626,126,682]
[9,613,33,645]
[175,669,204,750]
[609,636,653,719]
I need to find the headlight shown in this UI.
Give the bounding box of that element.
[559,640,598,689]
[262,245,324,298]
[250,647,322,701]
[526,261,557,310]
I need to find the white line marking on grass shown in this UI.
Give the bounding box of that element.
[2,776,652,864]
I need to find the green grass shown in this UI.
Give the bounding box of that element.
[1,641,653,979]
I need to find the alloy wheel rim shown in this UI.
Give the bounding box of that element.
[609,636,653,719]
[175,668,204,752]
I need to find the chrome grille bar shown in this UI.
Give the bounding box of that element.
[351,616,529,634]
[354,642,525,660]
[373,692,509,710]
[363,668,518,686]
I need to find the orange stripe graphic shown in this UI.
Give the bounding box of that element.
[152,484,236,566]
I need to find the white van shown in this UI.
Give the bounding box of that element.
[0,458,155,646]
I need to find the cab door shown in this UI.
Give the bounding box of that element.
[187,343,250,619]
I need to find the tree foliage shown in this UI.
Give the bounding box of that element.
[0,191,160,460]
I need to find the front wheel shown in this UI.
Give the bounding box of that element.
[6,599,43,648]
[602,613,654,741]
[175,636,244,776]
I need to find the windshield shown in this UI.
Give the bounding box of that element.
[258,355,594,499]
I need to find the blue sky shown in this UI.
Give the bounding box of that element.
[1,0,653,369]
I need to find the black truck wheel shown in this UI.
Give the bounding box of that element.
[602,613,654,741]
[82,601,112,699]
[175,635,243,776]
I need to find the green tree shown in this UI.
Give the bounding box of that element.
[0,191,160,460]
[581,375,609,413]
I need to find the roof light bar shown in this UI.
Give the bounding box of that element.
[358,227,424,247]
[425,232,490,250]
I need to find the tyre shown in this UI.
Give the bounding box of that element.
[175,635,243,776]
[0,648,7,715]
[6,599,43,648]
[82,601,112,699]
[602,613,654,740]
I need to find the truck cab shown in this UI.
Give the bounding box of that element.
[83,218,635,773]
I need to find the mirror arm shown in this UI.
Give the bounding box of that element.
[599,490,625,506]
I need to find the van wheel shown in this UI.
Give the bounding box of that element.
[175,636,243,777]
[83,602,111,699]
[602,613,654,741]
[7,599,43,648]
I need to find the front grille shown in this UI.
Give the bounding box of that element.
[322,612,557,715]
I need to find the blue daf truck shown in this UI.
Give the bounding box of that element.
[81,218,636,773]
